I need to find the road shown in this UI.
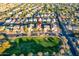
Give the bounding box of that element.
[55,11,78,56]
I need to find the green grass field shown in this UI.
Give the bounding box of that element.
[2,36,61,56]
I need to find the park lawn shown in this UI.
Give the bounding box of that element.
[2,36,61,56]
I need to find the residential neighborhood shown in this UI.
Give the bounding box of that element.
[0,3,79,56]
